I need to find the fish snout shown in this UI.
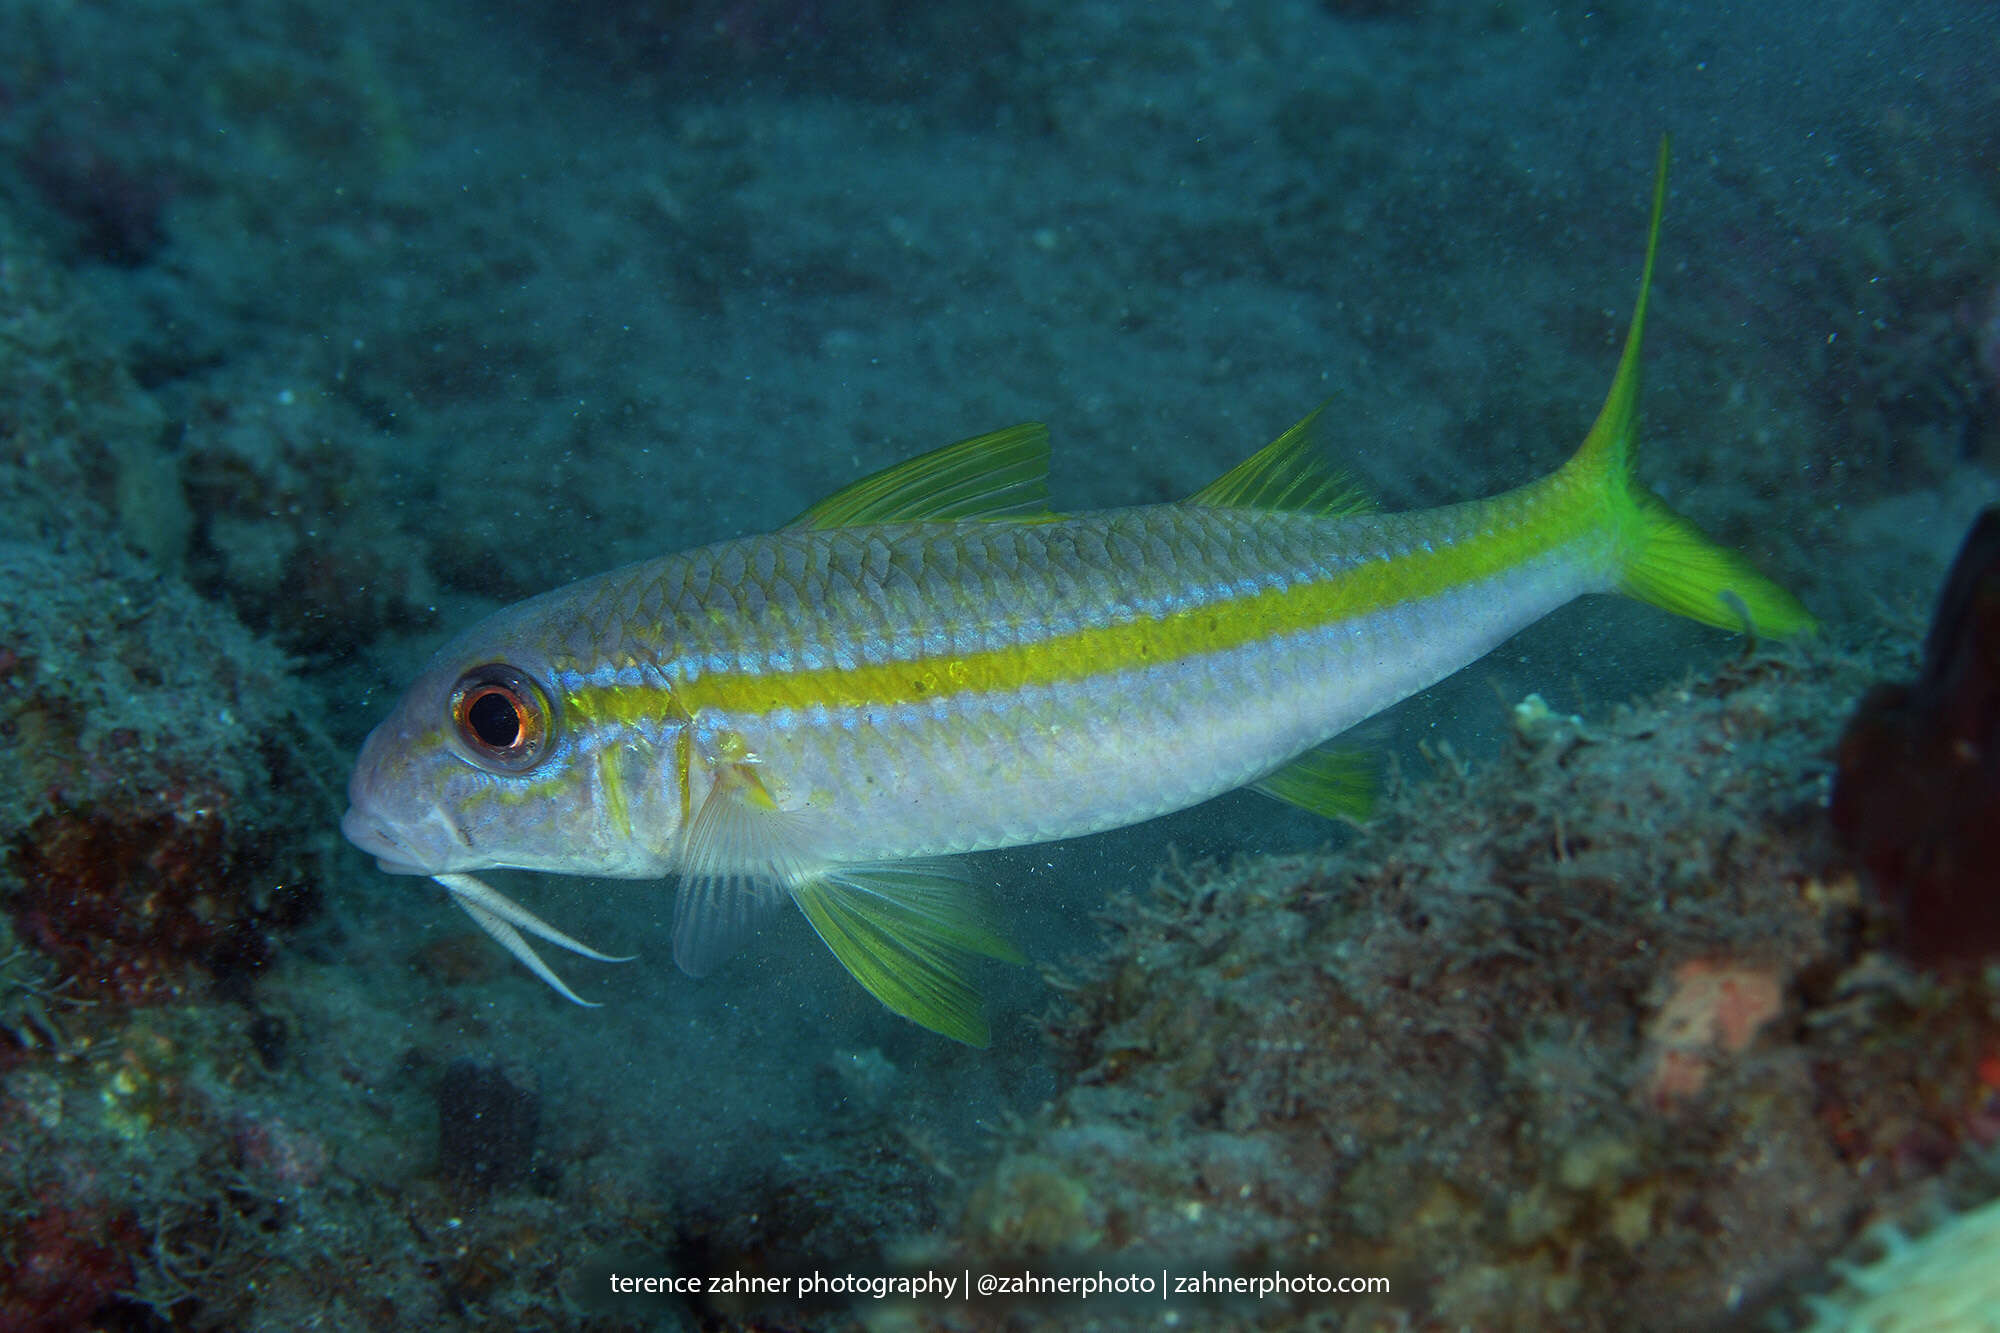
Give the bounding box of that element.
[343,736,472,874]
[340,802,417,872]
[343,709,455,872]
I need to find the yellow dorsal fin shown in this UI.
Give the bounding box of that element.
[1249,742,1378,822]
[786,423,1052,529]
[1185,404,1374,515]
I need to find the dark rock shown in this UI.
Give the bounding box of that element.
[1833,507,2000,965]
[437,1059,541,1190]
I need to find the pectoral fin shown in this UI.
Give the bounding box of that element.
[673,741,1025,1043]
[671,755,810,976]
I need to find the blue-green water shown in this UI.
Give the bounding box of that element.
[0,1,1995,1327]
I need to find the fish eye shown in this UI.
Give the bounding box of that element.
[448,665,553,773]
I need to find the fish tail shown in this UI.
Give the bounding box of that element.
[1564,137,1816,638]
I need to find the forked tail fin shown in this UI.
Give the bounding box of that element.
[1566,137,1815,638]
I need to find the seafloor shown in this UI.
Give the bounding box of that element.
[1,1,1997,1330]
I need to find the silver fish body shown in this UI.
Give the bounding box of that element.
[342,144,1814,1042]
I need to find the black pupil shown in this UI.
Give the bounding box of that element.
[466,690,523,749]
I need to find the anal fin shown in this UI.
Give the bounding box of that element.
[1249,742,1378,822]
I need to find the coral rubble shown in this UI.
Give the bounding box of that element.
[0,541,326,1008]
[953,651,2000,1331]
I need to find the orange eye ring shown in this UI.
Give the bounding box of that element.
[448,666,552,772]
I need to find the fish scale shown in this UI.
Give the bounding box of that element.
[570,502,1539,848]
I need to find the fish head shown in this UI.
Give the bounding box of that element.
[342,594,678,880]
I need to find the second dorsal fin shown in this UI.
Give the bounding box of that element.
[1185,405,1373,516]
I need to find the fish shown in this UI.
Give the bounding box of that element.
[341,141,1814,1044]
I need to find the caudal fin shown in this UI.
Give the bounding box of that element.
[1615,488,1815,635]
[1567,137,1816,639]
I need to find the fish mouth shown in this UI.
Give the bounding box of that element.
[340,805,440,876]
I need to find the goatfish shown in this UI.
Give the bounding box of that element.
[342,142,1813,1044]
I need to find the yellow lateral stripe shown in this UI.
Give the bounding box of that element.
[564,480,1603,728]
